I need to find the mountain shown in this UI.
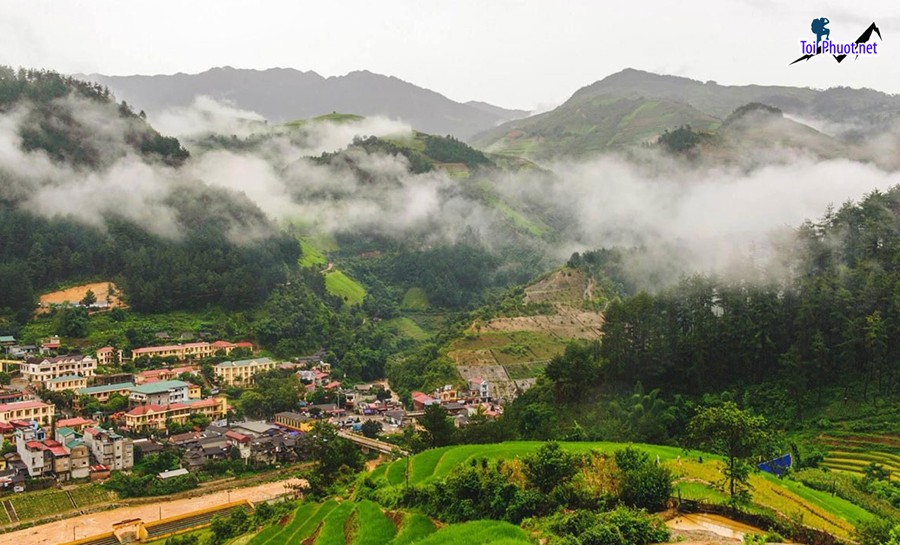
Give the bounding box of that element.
[472,68,900,161]
[78,67,529,139]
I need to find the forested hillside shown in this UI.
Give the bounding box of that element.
[0,68,300,330]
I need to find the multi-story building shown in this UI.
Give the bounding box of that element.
[468,377,491,402]
[20,355,96,386]
[45,374,89,392]
[128,380,190,405]
[214,358,276,386]
[95,346,121,366]
[82,426,133,470]
[75,382,134,405]
[0,400,55,425]
[14,426,71,479]
[123,397,227,431]
[135,366,198,385]
[55,427,92,479]
[130,340,253,362]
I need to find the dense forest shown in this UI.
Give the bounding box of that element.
[0,68,300,330]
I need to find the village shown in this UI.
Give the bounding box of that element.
[0,334,501,497]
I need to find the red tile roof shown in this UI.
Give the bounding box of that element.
[224,430,250,442]
[56,417,94,428]
[0,400,51,411]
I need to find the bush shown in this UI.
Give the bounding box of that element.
[546,507,669,545]
[614,447,672,511]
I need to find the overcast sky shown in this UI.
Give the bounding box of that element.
[1,0,898,111]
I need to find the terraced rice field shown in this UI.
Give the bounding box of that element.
[245,500,511,545]
[371,441,875,539]
[818,433,900,476]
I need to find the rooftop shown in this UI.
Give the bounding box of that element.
[215,357,274,369]
[47,374,86,383]
[77,382,134,395]
[129,380,190,395]
[0,400,52,411]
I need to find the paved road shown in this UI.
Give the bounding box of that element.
[0,478,303,545]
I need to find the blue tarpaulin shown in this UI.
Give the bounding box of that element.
[758,453,792,477]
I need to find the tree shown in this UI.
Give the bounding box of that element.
[81,289,96,306]
[544,342,600,401]
[361,420,382,439]
[614,447,672,511]
[57,305,88,338]
[420,403,455,448]
[687,402,768,502]
[523,441,579,494]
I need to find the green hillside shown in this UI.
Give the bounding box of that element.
[243,500,526,545]
[371,441,874,540]
[472,93,720,160]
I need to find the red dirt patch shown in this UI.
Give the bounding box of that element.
[38,282,126,315]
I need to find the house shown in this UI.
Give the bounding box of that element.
[157,468,189,480]
[82,427,133,470]
[135,366,198,385]
[434,385,458,403]
[411,392,438,411]
[273,412,311,432]
[89,464,110,482]
[224,430,252,461]
[384,409,406,427]
[131,340,246,362]
[132,439,164,457]
[56,417,95,432]
[40,336,60,355]
[45,374,89,392]
[468,377,491,401]
[67,440,90,479]
[0,400,55,425]
[228,420,279,437]
[75,383,134,405]
[21,355,96,386]
[214,358,276,386]
[0,389,25,404]
[122,397,227,431]
[128,380,190,405]
[95,346,124,367]
[14,426,47,477]
[298,369,330,386]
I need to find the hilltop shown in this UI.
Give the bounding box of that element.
[472,68,900,163]
[79,67,529,139]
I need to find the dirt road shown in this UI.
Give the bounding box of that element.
[0,478,302,545]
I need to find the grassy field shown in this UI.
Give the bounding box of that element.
[390,513,436,545]
[283,113,366,128]
[8,488,76,520]
[380,317,431,341]
[351,500,396,545]
[243,501,516,545]
[144,528,212,545]
[299,238,328,268]
[324,270,367,306]
[401,288,430,311]
[447,330,567,367]
[315,501,355,545]
[409,520,530,545]
[372,441,874,539]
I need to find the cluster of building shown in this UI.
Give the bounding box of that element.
[2,416,132,485]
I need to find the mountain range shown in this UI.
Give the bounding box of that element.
[472,68,900,162]
[79,67,529,139]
